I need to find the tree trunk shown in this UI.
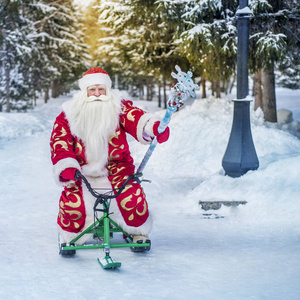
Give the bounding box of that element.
[158,81,161,107]
[261,68,277,122]
[51,80,61,98]
[163,77,167,109]
[222,80,228,95]
[149,77,153,101]
[201,77,206,98]
[44,88,49,103]
[146,79,149,101]
[139,79,143,99]
[114,74,118,89]
[229,74,236,94]
[254,70,262,111]
[211,81,215,96]
[146,78,152,101]
[215,79,221,98]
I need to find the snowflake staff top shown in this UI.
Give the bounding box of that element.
[167,65,200,112]
[137,65,199,173]
[171,65,199,98]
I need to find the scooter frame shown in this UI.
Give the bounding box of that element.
[59,172,151,269]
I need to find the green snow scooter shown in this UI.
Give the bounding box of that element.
[59,171,151,269]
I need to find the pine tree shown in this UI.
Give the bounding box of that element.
[276,0,300,90]
[161,0,238,98]
[249,0,298,122]
[29,0,88,99]
[0,0,36,111]
[0,0,89,111]
[95,0,188,105]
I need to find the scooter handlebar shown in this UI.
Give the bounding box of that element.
[74,171,143,200]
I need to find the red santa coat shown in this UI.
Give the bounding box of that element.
[50,100,156,237]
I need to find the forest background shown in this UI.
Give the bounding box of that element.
[0,0,299,123]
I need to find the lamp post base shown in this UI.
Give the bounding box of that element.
[222,101,259,177]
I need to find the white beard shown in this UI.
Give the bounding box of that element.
[63,89,122,177]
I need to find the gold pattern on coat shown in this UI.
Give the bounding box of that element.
[109,130,121,147]
[65,210,82,221]
[134,189,141,196]
[109,149,120,161]
[121,184,132,194]
[111,175,122,186]
[59,212,71,227]
[127,109,139,122]
[120,195,135,211]
[78,158,85,165]
[59,200,65,209]
[128,214,134,221]
[51,124,59,139]
[75,141,83,155]
[119,187,147,221]
[57,127,67,138]
[136,200,147,216]
[65,191,81,208]
[133,189,147,217]
[53,140,69,151]
[113,175,129,189]
[120,117,126,128]
[110,166,126,176]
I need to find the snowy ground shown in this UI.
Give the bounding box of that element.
[0,88,300,300]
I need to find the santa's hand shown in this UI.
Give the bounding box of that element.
[59,168,78,182]
[153,121,170,144]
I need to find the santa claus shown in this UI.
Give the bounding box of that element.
[50,67,169,247]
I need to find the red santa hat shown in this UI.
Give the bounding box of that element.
[78,67,112,91]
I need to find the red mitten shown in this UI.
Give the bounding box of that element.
[153,121,170,144]
[59,168,78,182]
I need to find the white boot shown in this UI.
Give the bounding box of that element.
[133,235,150,243]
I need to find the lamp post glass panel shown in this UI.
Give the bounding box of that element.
[222,0,259,177]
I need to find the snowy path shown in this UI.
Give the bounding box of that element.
[0,93,300,299]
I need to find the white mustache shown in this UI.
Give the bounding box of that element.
[84,95,110,102]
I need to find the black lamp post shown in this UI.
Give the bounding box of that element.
[222,0,259,177]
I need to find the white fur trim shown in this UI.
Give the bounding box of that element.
[61,99,74,117]
[136,113,159,145]
[81,161,108,178]
[144,118,158,137]
[58,227,90,245]
[79,73,112,91]
[53,157,81,186]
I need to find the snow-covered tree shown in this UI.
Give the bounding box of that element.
[95,0,187,105]
[29,0,88,99]
[0,0,89,111]
[249,0,299,122]
[158,0,238,98]
[0,0,36,111]
[276,1,300,90]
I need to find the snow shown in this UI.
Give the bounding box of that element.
[236,7,253,15]
[0,88,300,299]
